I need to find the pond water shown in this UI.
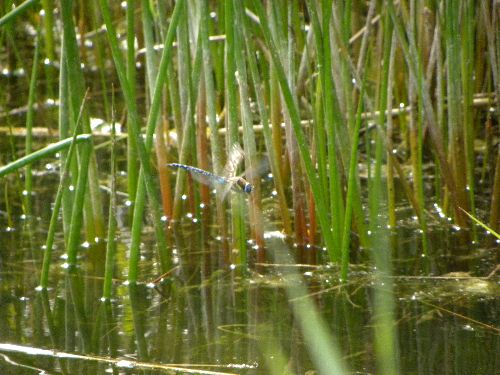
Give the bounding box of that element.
[0,153,498,375]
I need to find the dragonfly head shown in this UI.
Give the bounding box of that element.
[242,182,253,194]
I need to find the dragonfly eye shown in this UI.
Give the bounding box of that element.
[243,183,253,194]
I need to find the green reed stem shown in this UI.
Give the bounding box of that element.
[57,37,75,243]
[23,23,41,217]
[387,0,466,227]
[409,2,429,254]
[223,0,245,263]
[102,115,117,300]
[99,0,183,280]
[341,83,364,281]
[322,0,344,251]
[126,0,139,217]
[66,140,92,267]
[0,0,37,27]
[243,12,292,237]
[372,233,398,375]
[386,33,397,229]
[233,1,264,259]
[142,0,173,219]
[445,0,470,227]
[170,3,199,220]
[0,135,91,177]
[171,32,204,219]
[461,0,476,240]
[61,0,105,242]
[270,236,349,375]
[253,1,336,259]
[41,0,56,99]
[376,9,393,233]
[200,0,229,257]
[491,148,500,235]
[40,133,91,289]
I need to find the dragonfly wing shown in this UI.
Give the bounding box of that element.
[241,157,269,180]
[189,170,227,189]
[222,143,245,180]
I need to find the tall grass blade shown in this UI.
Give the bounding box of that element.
[23,23,41,217]
[0,0,37,28]
[233,1,264,260]
[252,1,336,261]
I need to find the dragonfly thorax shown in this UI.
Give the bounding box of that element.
[235,177,253,194]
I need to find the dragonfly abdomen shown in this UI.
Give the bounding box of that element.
[168,163,228,185]
[168,162,252,194]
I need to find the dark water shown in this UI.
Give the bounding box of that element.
[0,159,498,375]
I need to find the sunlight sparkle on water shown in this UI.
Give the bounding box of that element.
[463,324,474,332]
[116,360,135,369]
[264,230,286,240]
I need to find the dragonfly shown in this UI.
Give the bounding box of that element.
[167,144,253,196]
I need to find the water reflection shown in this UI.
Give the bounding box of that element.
[0,219,497,374]
[0,168,498,374]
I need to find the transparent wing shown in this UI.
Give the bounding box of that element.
[219,153,269,200]
[189,170,228,189]
[215,143,246,199]
[222,143,245,180]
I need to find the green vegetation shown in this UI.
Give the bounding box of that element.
[0,1,498,373]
